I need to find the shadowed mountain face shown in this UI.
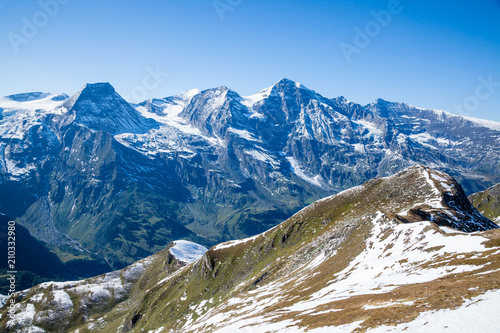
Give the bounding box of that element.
[0,79,499,277]
[0,214,111,294]
[1,166,498,332]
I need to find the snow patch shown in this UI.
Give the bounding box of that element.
[290,213,488,310]
[228,127,262,143]
[286,156,323,187]
[354,120,383,137]
[169,240,208,263]
[369,289,500,332]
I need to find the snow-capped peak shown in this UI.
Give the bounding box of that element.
[63,82,159,135]
[6,92,51,102]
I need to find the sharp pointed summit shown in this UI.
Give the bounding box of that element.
[64,82,159,135]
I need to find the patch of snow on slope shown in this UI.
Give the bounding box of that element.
[177,89,201,101]
[286,156,323,187]
[369,289,500,332]
[245,149,279,167]
[134,105,224,147]
[408,132,440,149]
[241,86,272,108]
[228,127,262,142]
[6,303,38,330]
[169,240,208,263]
[419,167,445,208]
[213,233,263,251]
[419,106,500,132]
[354,120,383,137]
[462,115,500,132]
[290,212,488,309]
[353,143,365,153]
[211,318,363,333]
[52,290,73,310]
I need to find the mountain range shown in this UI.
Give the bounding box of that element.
[2,166,499,332]
[1,78,499,284]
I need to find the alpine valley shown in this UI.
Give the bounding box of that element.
[0,78,499,291]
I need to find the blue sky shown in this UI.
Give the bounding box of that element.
[1,0,499,121]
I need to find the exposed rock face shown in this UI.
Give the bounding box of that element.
[63,82,159,135]
[1,166,498,332]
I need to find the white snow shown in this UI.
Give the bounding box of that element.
[462,115,500,131]
[228,127,262,142]
[0,93,66,112]
[245,149,279,167]
[416,106,500,132]
[129,93,227,152]
[0,294,7,307]
[6,303,37,330]
[286,156,323,187]
[241,86,273,108]
[52,290,73,310]
[353,143,365,153]
[409,132,453,149]
[354,120,383,137]
[289,213,488,310]
[169,240,208,263]
[369,289,500,332]
[213,233,263,251]
[177,89,201,100]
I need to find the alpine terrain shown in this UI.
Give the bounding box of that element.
[469,182,500,225]
[1,166,499,332]
[1,79,499,285]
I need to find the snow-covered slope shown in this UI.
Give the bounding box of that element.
[169,240,208,263]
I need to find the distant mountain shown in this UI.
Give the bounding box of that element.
[2,166,498,332]
[6,92,51,102]
[63,83,159,135]
[0,79,499,280]
[470,182,500,225]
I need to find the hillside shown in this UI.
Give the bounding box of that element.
[469,183,500,225]
[2,166,499,332]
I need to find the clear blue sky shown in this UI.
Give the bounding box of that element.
[1,0,499,121]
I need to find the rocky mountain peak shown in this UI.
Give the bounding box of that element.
[63,82,159,135]
[377,165,498,232]
[268,78,316,99]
